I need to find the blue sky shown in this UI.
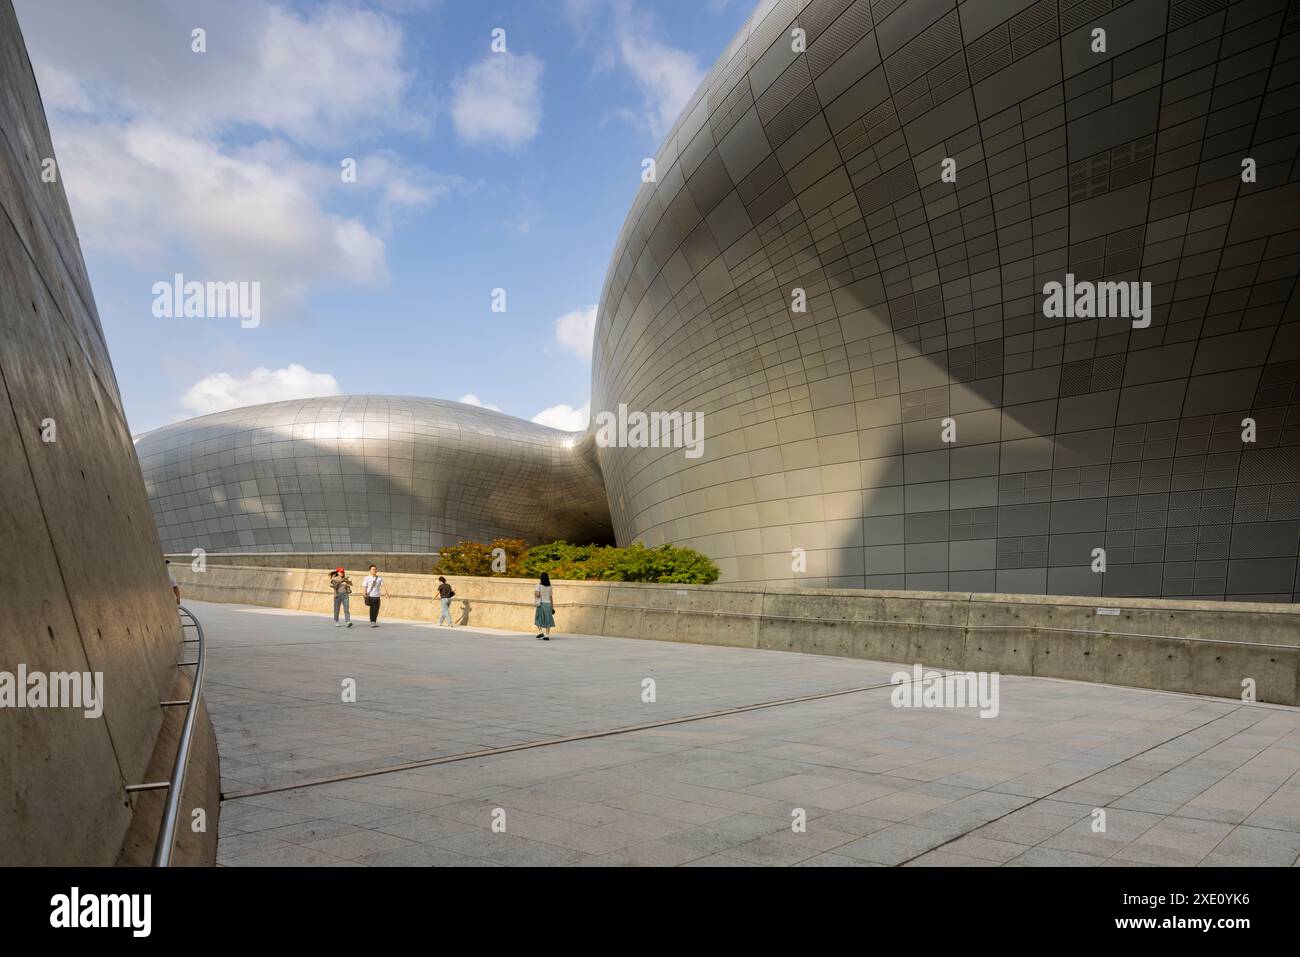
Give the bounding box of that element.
[13,0,751,434]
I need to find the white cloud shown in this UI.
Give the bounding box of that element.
[15,0,423,145]
[618,33,704,140]
[554,304,598,360]
[352,151,472,230]
[54,122,386,315]
[12,0,461,320]
[532,402,590,432]
[180,364,340,416]
[30,62,93,112]
[450,52,544,148]
[247,6,421,144]
[459,393,502,412]
[559,0,704,140]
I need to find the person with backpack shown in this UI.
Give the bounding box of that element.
[362,564,388,627]
[436,576,455,627]
[534,572,555,640]
[329,567,353,628]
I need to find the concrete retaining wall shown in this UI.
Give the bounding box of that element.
[0,1,218,866]
[173,563,1300,705]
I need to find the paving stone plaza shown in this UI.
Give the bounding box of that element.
[200,601,1300,867]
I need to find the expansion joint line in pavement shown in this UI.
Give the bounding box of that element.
[894,702,1256,867]
[222,675,921,802]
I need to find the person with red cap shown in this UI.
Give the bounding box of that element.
[328,567,353,628]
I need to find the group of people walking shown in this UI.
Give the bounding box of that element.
[327,566,556,639]
[328,564,387,628]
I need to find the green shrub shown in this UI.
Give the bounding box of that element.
[436,539,720,584]
[432,538,529,576]
[524,540,720,584]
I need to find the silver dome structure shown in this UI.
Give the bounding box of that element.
[136,396,612,554]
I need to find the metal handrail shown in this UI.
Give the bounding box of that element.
[153,605,207,866]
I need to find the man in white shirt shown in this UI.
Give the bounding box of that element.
[362,564,388,628]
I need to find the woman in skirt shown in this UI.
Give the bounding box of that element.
[534,572,555,640]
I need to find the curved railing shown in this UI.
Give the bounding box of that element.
[124,604,208,866]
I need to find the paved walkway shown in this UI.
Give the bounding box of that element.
[192,600,1300,867]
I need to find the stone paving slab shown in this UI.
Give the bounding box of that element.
[192,600,905,793]
[189,601,1300,867]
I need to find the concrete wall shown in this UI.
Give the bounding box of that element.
[174,562,1300,706]
[0,1,218,865]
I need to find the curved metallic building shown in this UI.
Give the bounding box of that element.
[590,0,1300,600]
[136,396,612,554]
[140,0,1300,603]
